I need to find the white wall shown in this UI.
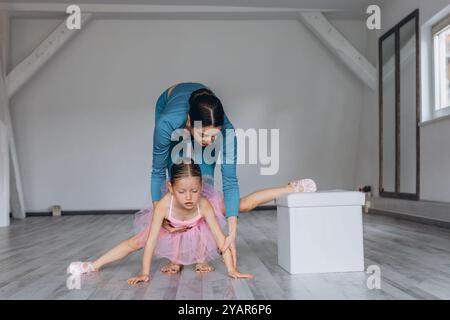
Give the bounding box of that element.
[10,18,367,213]
[355,25,379,194]
[356,0,450,212]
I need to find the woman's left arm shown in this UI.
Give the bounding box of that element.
[202,200,253,279]
[220,114,240,267]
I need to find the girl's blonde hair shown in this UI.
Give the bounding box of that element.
[169,158,202,185]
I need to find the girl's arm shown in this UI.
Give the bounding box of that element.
[201,199,253,279]
[127,199,167,285]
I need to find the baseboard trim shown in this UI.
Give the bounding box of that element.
[252,205,277,211]
[25,205,277,217]
[26,210,137,217]
[371,196,450,224]
[368,208,450,229]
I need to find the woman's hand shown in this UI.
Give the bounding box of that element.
[162,219,191,233]
[127,274,150,285]
[221,216,238,268]
[221,234,237,269]
[228,270,254,279]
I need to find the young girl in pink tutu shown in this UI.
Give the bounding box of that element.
[128,160,253,283]
[68,161,317,280]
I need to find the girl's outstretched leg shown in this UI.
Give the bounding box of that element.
[91,237,142,270]
[239,185,292,213]
[239,179,317,213]
[68,237,142,275]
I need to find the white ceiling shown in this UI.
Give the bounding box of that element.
[2,0,381,11]
[1,0,384,20]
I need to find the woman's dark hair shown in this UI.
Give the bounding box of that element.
[188,91,225,128]
[170,158,202,185]
[189,88,214,106]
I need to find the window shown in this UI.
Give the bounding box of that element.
[433,15,450,110]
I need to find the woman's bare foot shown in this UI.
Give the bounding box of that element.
[195,262,215,273]
[161,262,183,274]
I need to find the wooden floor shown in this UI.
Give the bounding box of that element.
[0,210,449,300]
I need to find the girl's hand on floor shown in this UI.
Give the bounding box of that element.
[127,274,150,285]
[228,270,254,279]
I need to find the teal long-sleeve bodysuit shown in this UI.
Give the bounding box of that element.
[151,82,240,218]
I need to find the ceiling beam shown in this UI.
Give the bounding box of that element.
[298,12,377,91]
[0,3,343,20]
[1,3,312,13]
[6,12,93,98]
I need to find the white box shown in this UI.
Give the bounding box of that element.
[276,190,365,274]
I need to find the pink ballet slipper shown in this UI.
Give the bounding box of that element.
[67,261,97,275]
[289,178,317,193]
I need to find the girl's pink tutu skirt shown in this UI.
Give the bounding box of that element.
[131,177,226,265]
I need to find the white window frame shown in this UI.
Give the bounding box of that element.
[432,14,450,111]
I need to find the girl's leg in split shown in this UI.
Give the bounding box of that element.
[90,237,142,270]
[239,184,296,213]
